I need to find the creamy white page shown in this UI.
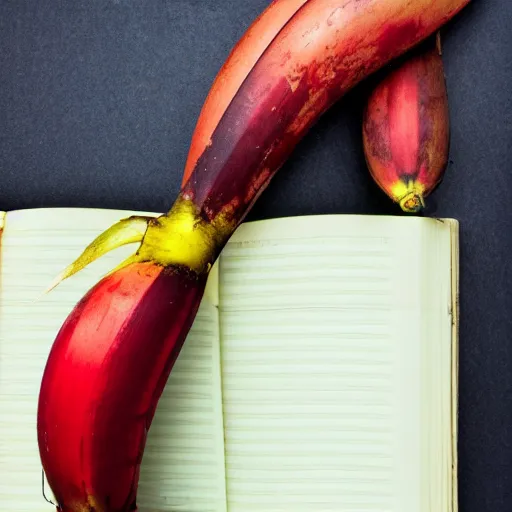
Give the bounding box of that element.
[0,208,226,512]
[217,215,455,512]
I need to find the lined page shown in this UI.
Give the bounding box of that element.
[0,208,226,512]
[218,215,446,512]
[137,298,227,512]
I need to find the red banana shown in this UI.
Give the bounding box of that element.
[183,0,309,185]
[39,261,205,512]
[37,1,471,511]
[362,33,451,212]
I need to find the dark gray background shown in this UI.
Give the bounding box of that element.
[1,0,510,510]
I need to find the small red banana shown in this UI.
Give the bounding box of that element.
[37,1,471,511]
[362,33,450,212]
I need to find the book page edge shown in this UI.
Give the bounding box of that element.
[448,219,460,512]
[230,214,459,243]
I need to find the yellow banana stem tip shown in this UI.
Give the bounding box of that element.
[38,215,152,298]
[399,191,425,213]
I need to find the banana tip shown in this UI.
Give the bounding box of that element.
[399,192,425,213]
[32,272,66,302]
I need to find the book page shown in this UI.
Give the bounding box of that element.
[0,208,226,512]
[217,214,455,512]
[417,218,458,512]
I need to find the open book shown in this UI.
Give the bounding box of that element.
[0,207,459,512]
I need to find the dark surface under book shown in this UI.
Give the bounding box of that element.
[1,1,511,511]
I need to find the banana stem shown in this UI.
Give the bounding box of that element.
[43,215,152,293]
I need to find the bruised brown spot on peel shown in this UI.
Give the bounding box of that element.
[245,167,272,204]
[312,56,338,84]
[219,196,241,219]
[286,67,307,92]
[363,113,392,163]
[287,86,327,136]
